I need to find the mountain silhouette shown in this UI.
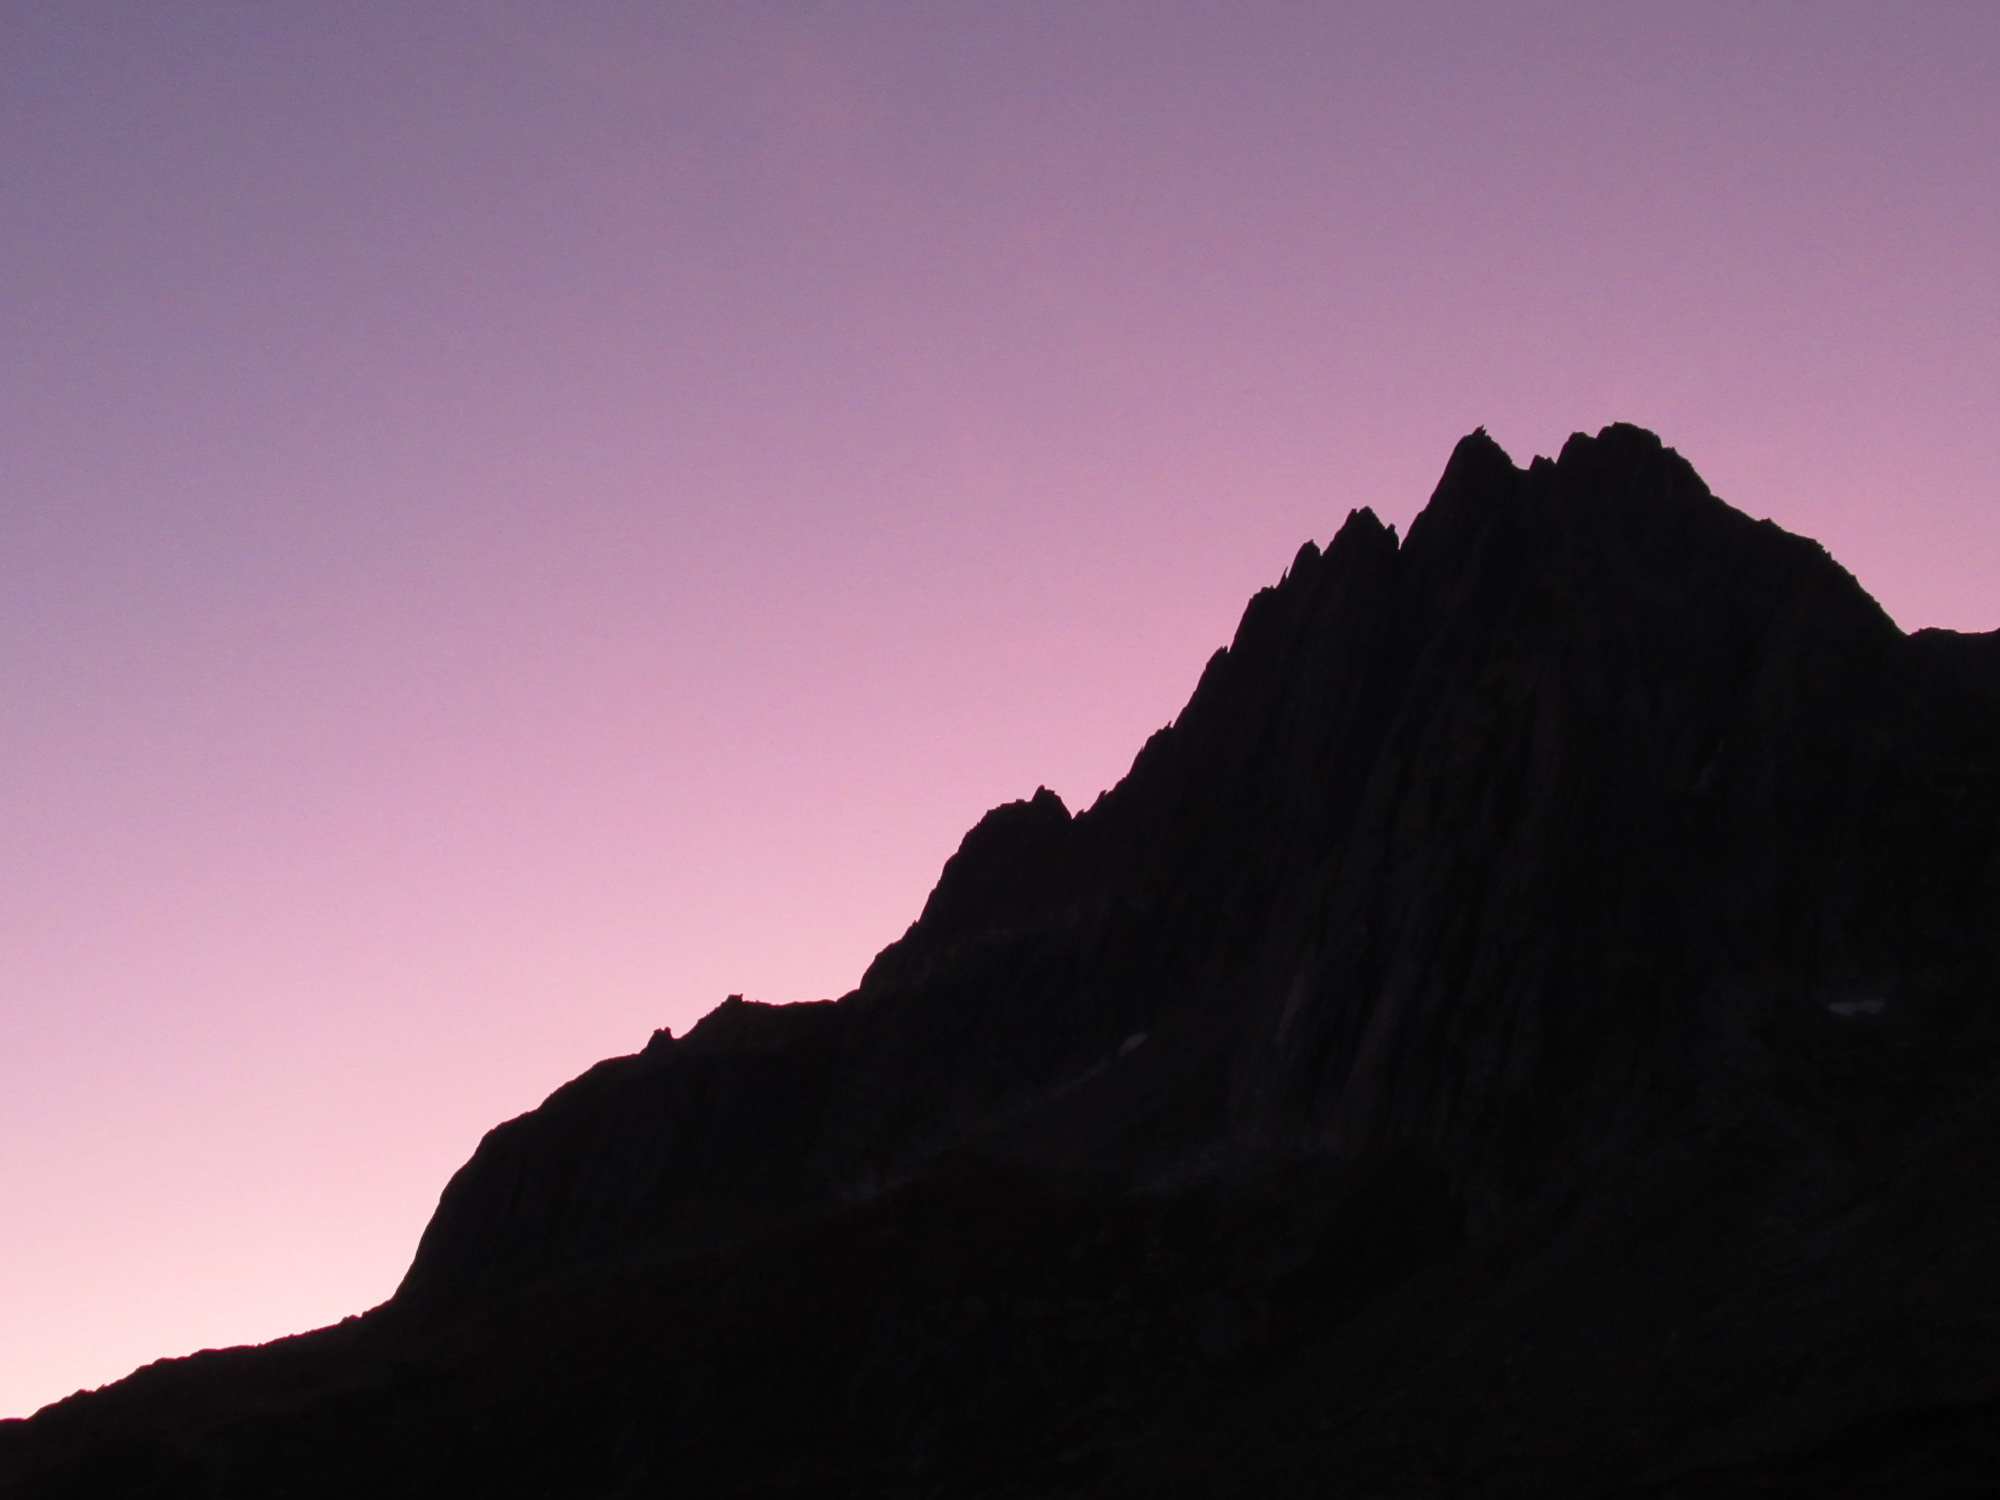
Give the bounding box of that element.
[9,424,2000,1497]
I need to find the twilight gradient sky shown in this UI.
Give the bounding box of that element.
[3,1,1996,1417]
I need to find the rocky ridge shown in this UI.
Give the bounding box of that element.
[8,424,2000,1497]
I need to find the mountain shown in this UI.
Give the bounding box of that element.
[9,424,2000,1498]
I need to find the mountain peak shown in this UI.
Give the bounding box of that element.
[12,427,2000,1499]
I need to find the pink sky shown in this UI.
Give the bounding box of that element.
[3,2,1996,1417]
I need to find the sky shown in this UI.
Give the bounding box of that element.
[2,0,1996,1419]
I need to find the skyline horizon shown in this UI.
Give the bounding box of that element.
[5,2,1997,1418]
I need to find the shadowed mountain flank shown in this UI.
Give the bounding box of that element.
[10,424,2000,1498]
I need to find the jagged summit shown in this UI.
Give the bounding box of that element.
[10,426,2000,1499]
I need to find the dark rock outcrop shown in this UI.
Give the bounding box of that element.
[9,424,2000,1498]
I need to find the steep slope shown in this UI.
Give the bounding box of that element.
[8,424,2000,1498]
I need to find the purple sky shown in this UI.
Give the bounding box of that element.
[3,2,1996,1417]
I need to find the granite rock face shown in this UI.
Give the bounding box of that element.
[10,425,2000,1498]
